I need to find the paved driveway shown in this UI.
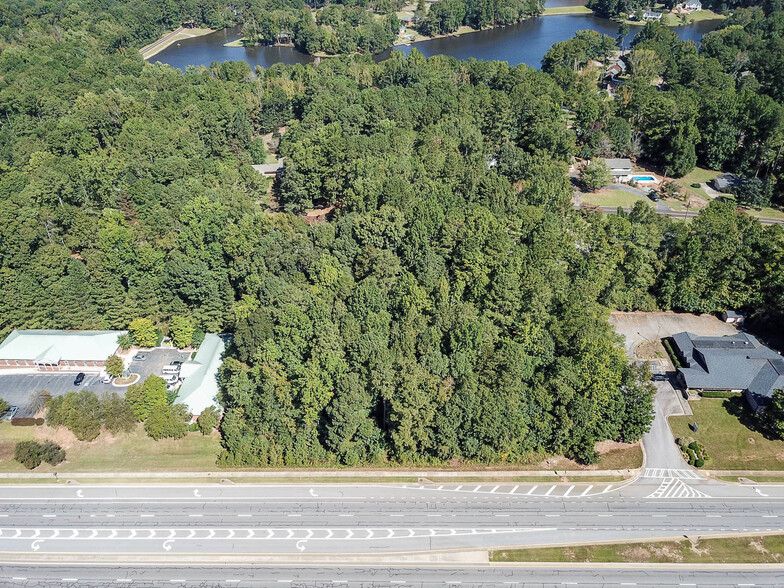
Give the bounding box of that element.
[0,348,190,418]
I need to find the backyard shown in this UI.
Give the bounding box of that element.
[669,398,784,471]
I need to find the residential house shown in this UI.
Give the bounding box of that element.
[177,334,226,416]
[683,0,702,10]
[251,158,284,178]
[606,59,626,78]
[643,10,663,20]
[671,332,784,413]
[713,173,744,193]
[0,329,126,372]
[604,158,633,182]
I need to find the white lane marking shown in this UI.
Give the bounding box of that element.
[510,485,519,494]
[544,485,556,496]
[490,485,499,493]
[527,486,538,495]
[580,485,593,496]
[563,485,574,497]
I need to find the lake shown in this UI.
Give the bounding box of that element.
[152,14,721,71]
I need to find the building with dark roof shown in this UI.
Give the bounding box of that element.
[671,332,784,412]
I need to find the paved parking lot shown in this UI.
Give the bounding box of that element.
[0,348,189,418]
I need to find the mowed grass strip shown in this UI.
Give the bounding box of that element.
[669,398,784,471]
[491,535,784,563]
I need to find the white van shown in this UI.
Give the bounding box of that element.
[161,364,180,375]
[163,373,179,385]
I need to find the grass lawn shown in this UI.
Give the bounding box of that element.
[0,424,640,475]
[543,5,593,14]
[491,534,784,563]
[679,167,721,186]
[582,190,653,208]
[669,398,784,471]
[719,195,784,221]
[0,422,221,473]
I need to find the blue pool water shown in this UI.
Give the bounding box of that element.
[633,176,656,181]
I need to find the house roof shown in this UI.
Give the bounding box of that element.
[714,173,743,191]
[673,332,783,404]
[0,329,126,363]
[251,158,284,175]
[605,158,632,169]
[176,334,225,415]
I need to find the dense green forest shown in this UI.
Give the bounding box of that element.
[1,0,784,465]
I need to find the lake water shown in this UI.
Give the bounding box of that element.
[153,15,721,71]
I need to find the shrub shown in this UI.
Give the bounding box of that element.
[117,333,133,350]
[105,354,124,377]
[144,403,188,440]
[129,317,158,348]
[688,441,700,451]
[45,390,102,441]
[14,440,65,469]
[40,441,66,465]
[694,458,705,468]
[100,393,136,434]
[0,397,8,414]
[690,182,701,188]
[197,406,221,435]
[11,417,44,426]
[14,441,43,469]
[677,436,695,448]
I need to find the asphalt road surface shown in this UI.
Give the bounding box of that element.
[1,477,784,557]
[1,563,782,587]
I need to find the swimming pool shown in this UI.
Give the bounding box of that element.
[632,175,656,182]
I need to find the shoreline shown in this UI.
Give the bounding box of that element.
[140,26,215,60]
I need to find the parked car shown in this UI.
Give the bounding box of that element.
[170,360,183,367]
[132,353,148,362]
[73,372,85,386]
[652,374,667,381]
[162,364,181,375]
[647,189,660,202]
[102,373,114,384]
[2,406,19,421]
[163,373,179,385]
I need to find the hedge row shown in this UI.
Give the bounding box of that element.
[662,339,682,368]
[11,417,45,426]
[699,390,742,399]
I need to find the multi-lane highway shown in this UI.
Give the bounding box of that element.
[1,473,784,584]
[1,563,783,587]
[1,475,783,557]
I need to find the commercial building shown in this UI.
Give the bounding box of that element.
[176,334,226,415]
[0,329,126,372]
[671,331,784,412]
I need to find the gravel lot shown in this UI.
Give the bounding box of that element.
[0,348,189,418]
[609,311,739,358]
